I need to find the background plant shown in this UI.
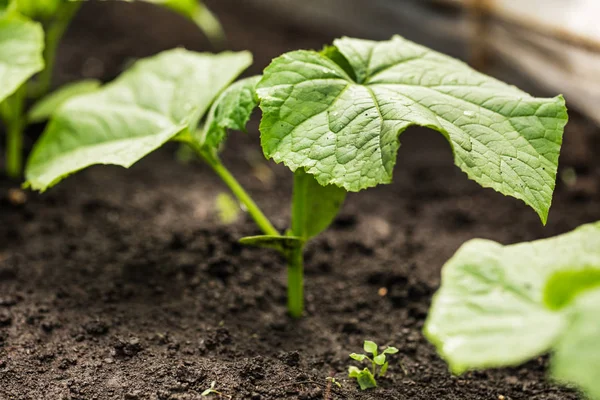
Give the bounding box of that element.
[348,340,399,390]
[24,36,568,319]
[0,0,223,179]
[425,221,600,399]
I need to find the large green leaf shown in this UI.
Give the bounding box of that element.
[552,288,600,400]
[27,79,101,123]
[0,13,44,103]
[424,221,600,374]
[199,75,260,151]
[257,36,568,223]
[25,49,252,191]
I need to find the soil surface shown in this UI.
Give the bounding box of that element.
[1,2,599,399]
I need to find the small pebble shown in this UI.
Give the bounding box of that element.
[7,189,27,206]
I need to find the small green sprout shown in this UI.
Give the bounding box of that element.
[326,376,341,388]
[348,340,399,390]
[201,381,230,398]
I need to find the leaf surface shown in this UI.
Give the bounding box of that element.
[424,221,600,374]
[25,49,252,191]
[551,288,600,400]
[0,13,43,103]
[199,75,260,150]
[291,169,346,240]
[257,36,568,223]
[27,79,101,123]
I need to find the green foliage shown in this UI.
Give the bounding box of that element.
[424,221,600,399]
[291,168,346,240]
[257,35,568,224]
[348,340,399,390]
[199,75,261,152]
[27,79,101,123]
[0,12,44,103]
[25,49,252,191]
[552,289,600,400]
[21,35,569,323]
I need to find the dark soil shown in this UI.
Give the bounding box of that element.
[1,2,599,399]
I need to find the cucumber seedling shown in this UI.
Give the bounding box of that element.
[348,340,399,390]
[25,36,568,319]
[201,381,231,399]
[0,0,221,179]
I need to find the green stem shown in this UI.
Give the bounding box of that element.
[1,86,25,179]
[200,150,279,237]
[29,2,81,99]
[287,169,309,318]
[193,4,226,48]
[287,245,304,318]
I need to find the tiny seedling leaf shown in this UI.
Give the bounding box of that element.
[383,346,399,355]
[257,35,568,224]
[349,353,367,362]
[373,354,386,366]
[239,235,304,254]
[0,12,44,103]
[551,288,600,400]
[355,368,377,390]
[348,366,361,378]
[199,75,261,150]
[425,221,600,374]
[379,361,389,377]
[27,80,101,123]
[363,340,378,355]
[25,49,252,191]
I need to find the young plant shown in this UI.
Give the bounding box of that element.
[348,340,398,390]
[201,381,230,399]
[425,221,600,399]
[24,36,568,319]
[0,0,222,179]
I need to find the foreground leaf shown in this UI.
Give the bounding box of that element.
[0,13,44,103]
[199,75,260,150]
[552,288,600,399]
[257,36,568,223]
[25,49,252,191]
[27,79,101,123]
[424,221,600,374]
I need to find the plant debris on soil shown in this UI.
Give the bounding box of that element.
[1,2,599,399]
